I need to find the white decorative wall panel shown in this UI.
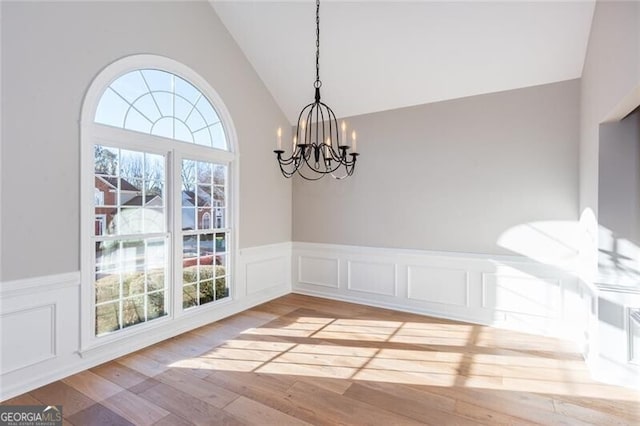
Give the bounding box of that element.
[347,261,397,296]
[0,304,56,373]
[293,242,585,345]
[482,272,561,318]
[407,266,468,307]
[298,256,339,288]
[246,257,287,295]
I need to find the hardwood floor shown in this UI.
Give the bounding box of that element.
[4,294,640,425]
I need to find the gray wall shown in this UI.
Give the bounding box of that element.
[293,80,580,255]
[598,109,640,273]
[599,109,640,246]
[580,1,640,222]
[0,1,292,281]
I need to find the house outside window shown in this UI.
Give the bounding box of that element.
[81,56,237,347]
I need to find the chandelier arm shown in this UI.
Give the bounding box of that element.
[321,102,344,161]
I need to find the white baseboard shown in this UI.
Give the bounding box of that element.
[0,242,291,401]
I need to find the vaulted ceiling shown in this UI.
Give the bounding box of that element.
[211,1,595,124]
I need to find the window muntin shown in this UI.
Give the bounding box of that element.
[93,144,169,335]
[95,69,228,150]
[181,159,230,309]
[88,64,234,340]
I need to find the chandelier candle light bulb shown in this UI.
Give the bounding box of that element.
[352,130,357,153]
[273,0,359,180]
[277,127,282,150]
[341,121,346,145]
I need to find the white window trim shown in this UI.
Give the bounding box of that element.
[80,54,240,353]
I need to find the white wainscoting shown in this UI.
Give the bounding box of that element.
[293,242,591,343]
[0,242,291,401]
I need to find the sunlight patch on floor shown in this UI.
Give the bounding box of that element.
[167,315,640,402]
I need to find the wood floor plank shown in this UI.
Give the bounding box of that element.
[224,396,312,425]
[8,294,639,425]
[102,389,169,426]
[115,352,169,377]
[152,413,194,426]
[343,381,472,426]
[67,403,134,426]
[29,381,95,416]
[154,368,239,409]
[283,380,426,426]
[62,370,124,402]
[2,393,44,406]
[138,382,242,426]
[90,361,150,389]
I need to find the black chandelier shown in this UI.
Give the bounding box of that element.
[274,0,359,180]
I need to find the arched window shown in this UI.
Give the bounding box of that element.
[81,56,237,346]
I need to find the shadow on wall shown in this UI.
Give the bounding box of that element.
[597,107,640,287]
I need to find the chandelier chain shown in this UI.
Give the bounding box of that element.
[315,0,320,85]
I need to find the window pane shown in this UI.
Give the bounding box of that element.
[174,96,192,122]
[201,211,212,230]
[197,185,211,207]
[183,284,197,309]
[213,185,225,206]
[215,254,227,271]
[200,280,214,305]
[147,292,166,320]
[186,110,207,133]
[123,271,145,297]
[154,92,173,119]
[120,150,144,180]
[147,269,165,292]
[182,207,196,231]
[197,162,212,184]
[141,69,173,93]
[200,233,214,256]
[145,153,165,181]
[132,93,162,123]
[124,108,152,134]
[215,233,226,252]
[94,146,119,175]
[213,165,226,185]
[144,208,164,233]
[110,70,148,104]
[175,76,200,104]
[196,96,220,126]
[95,88,128,127]
[96,301,120,335]
[152,117,173,139]
[216,276,229,300]
[123,296,145,328]
[193,128,211,147]
[95,69,230,151]
[95,271,119,304]
[117,207,144,235]
[210,123,227,151]
[174,119,193,143]
[94,237,167,336]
